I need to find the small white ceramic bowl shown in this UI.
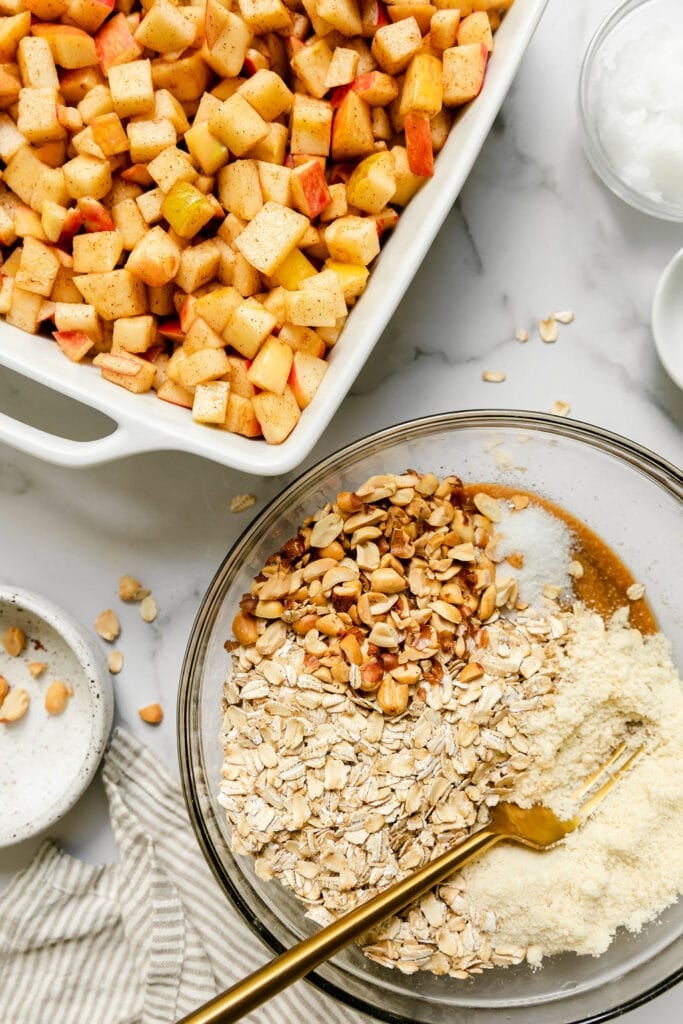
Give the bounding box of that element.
[652,247,683,389]
[0,586,113,847]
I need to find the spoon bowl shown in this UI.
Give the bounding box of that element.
[652,247,683,390]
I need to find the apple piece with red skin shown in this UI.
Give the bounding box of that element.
[286,35,305,61]
[38,300,56,323]
[224,391,262,438]
[66,0,115,34]
[53,328,94,362]
[331,91,375,162]
[95,12,142,74]
[120,164,154,187]
[179,295,198,334]
[156,379,194,409]
[404,112,434,177]
[288,349,327,409]
[31,23,99,69]
[330,84,352,109]
[244,49,270,76]
[371,206,399,238]
[77,197,115,232]
[157,318,184,342]
[291,159,332,219]
[360,0,390,34]
[57,207,84,246]
[351,71,398,106]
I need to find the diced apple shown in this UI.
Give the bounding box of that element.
[251,385,300,444]
[291,159,332,219]
[31,23,98,69]
[224,296,277,358]
[93,350,156,393]
[64,0,114,33]
[184,120,229,175]
[192,379,230,424]
[237,0,292,33]
[63,153,111,199]
[346,150,395,213]
[74,268,147,319]
[238,68,293,121]
[161,181,215,239]
[134,0,195,55]
[108,59,154,118]
[289,94,333,157]
[331,90,375,161]
[95,12,142,73]
[209,92,268,157]
[442,42,487,106]
[430,9,461,51]
[78,196,115,231]
[53,328,93,362]
[325,259,369,300]
[202,12,252,78]
[73,229,123,272]
[156,379,194,409]
[391,143,427,204]
[218,159,263,221]
[6,286,43,333]
[174,238,220,292]
[404,112,434,176]
[400,53,442,117]
[151,50,212,102]
[324,215,380,265]
[325,46,360,89]
[0,12,31,63]
[286,288,339,327]
[194,285,242,334]
[176,346,230,387]
[235,201,309,275]
[457,11,494,51]
[291,38,333,100]
[371,17,421,75]
[317,0,363,36]
[388,3,436,35]
[223,390,262,437]
[112,314,155,353]
[350,70,398,107]
[288,348,327,408]
[182,313,225,354]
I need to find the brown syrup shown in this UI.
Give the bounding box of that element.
[463,483,657,635]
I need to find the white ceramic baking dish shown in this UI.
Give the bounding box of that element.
[0,0,549,474]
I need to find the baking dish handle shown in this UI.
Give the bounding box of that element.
[0,407,158,467]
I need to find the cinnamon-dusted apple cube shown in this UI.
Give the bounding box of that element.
[136,187,165,225]
[289,94,333,157]
[112,314,155,353]
[209,93,268,157]
[218,160,263,221]
[184,121,228,175]
[391,143,427,204]
[17,37,58,89]
[176,347,230,388]
[331,90,375,161]
[231,251,262,296]
[73,229,123,273]
[291,38,333,100]
[31,23,98,69]
[191,380,230,424]
[257,161,292,206]
[93,351,156,393]
[15,236,60,296]
[108,59,154,118]
[390,4,437,34]
[6,286,43,333]
[54,300,102,341]
[286,288,339,327]
[430,9,461,51]
[235,201,310,275]
[0,274,14,313]
[76,83,112,124]
[53,328,93,362]
[278,323,326,357]
[90,111,128,156]
[126,118,176,164]
[0,112,25,161]
[151,50,211,102]
[246,334,293,394]
[223,391,261,437]
[0,64,21,109]
[63,153,112,199]
[325,47,359,89]
[182,314,225,355]
[0,205,17,246]
[371,17,422,75]
[238,69,293,121]
[248,122,288,165]
[371,105,392,141]
[325,259,369,301]
[4,145,51,207]
[175,238,221,293]
[224,296,277,358]
[291,159,332,219]
[147,146,197,194]
[442,43,488,106]
[0,11,31,63]
[252,385,300,444]
[318,182,348,223]
[13,205,48,241]
[269,247,317,290]
[457,11,494,51]
[400,53,442,117]
[63,0,114,33]
[318,0,363,35]
[59,66,103,104]
[202,12,252,79]
[288,349,327,409]
[237,0,292,32]
[74,269,147,319]
[95,13,142,74]
[165,345,188,384]
[224,354,257,397]
[301,268,347,317]
[324,215,380,265]
[134,0,195,54]
[346,150,396,213]
[430,106,452,152]
[17,87,65,143]
[161,181,215,239]
[153,89,189,135]
[156,379,194,408]
[194,285,242,334]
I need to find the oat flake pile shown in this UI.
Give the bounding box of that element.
[218,472,683,978]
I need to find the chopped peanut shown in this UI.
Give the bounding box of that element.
[44,680,73,716]
[2,626,26,657]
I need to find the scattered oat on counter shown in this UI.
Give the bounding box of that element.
[626,582,646,601]
[553,311,575,324]
[140,596,157,624]
[118,575,150,602]
[482,370,506,383]
[538,316,558,343]
[44,680,73,716]
[0,687,30,723]
[550,400,571,417]
[230,494,257,514]
[138,702,163,725]
[95,609,121,643]
[515,328,529,343]
[2,626,26,657]
[108,651,124,675]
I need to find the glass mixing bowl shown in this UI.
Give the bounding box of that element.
[178,410,683,1024]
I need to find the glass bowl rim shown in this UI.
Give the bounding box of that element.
[577,0,683,223]
[178,409,683,1024]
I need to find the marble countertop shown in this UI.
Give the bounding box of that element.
[0,0,681,1020]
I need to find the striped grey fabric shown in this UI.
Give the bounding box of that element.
[0,729,372,1024]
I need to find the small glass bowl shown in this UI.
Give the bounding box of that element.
[578,0,683,221]
[178,411,683,1024]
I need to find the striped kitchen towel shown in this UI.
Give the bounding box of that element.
[0,728,373,1024]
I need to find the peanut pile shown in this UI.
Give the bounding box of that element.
[229,471,526,714]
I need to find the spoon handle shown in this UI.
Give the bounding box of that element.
[178,828,500,1024]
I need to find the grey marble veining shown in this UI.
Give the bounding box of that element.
[0,0,681,1020]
